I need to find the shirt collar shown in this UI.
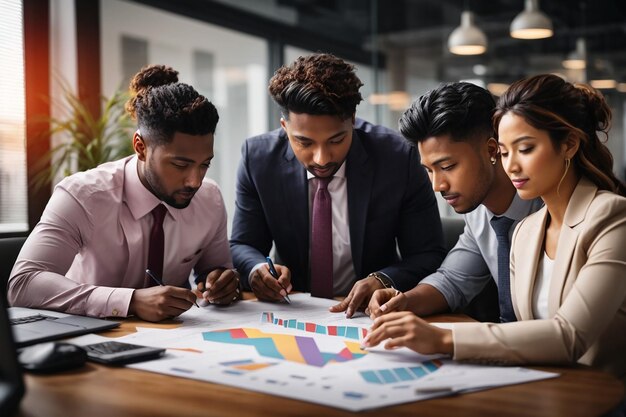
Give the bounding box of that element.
[487,192,536,222]
[124,155,170,220]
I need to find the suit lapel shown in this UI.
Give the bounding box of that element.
[346,130,372,277]
[548,178,596,315]
[514,208,547,320]
[280,136,309,277]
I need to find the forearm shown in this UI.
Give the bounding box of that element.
[8,267,133,317]
[403,283,451,316]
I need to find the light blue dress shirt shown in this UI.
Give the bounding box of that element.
[420,194,544,311]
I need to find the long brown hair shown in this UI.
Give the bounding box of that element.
[493,74,625,196]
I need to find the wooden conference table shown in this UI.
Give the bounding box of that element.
[17,296,624,417]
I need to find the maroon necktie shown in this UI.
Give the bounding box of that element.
[147,204,167,285]
[310,177,333,298]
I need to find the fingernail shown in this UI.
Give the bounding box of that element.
[287,284,293,292]
[380,304,388,312]
[361,336,370,347]
[280,289,287,297]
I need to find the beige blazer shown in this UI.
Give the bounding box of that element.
[452,177,626,382]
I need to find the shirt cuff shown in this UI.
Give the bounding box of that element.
[249,262,266,288]
[87,286,135,318]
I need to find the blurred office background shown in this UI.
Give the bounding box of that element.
[1,0,625,237]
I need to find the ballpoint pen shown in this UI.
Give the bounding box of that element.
[265,256,291,304]
[146,269,199,307]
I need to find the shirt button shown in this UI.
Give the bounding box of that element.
[112,309,119,316]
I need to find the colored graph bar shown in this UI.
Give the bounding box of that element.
[261,312,367,341]
[379,369,398,384]
[359,360,442,385]
[393,367,414,381]
[360,370,381,384]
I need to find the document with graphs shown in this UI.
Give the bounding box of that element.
[111,294,557,411]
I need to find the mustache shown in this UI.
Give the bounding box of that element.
[177,187,199,194]
[310,163,338,170]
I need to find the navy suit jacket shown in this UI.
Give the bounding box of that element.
[230,119,445,293]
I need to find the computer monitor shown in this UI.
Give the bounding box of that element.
[0,296,25,416]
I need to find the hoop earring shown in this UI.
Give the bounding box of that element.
[556,158,571,197]
[490,156,497,165]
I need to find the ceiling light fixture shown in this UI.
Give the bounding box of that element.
[590,79,617,89]
[448,11,487,55]
[510,0,553,40]
[562,38,587,70]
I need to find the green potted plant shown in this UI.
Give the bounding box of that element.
[32,81,135,190]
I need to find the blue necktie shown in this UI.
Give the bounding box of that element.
[490,216,516,323]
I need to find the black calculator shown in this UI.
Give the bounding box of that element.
[82,341,165,365]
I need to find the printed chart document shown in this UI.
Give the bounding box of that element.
[105,294,558,411]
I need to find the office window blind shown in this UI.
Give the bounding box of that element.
[0,0,29,232]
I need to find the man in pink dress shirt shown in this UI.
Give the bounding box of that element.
[8,65,239,322]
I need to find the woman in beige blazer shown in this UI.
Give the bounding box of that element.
[363,74,626,385]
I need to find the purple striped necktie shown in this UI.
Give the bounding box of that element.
[310,176,333,298]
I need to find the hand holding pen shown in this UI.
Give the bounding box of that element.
[266,257,291,304]
[195,268,241,306]
[146,269,199,308]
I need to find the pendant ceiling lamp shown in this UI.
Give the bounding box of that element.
[510,0,553,40]
[562,38,587,70]
[448,11,487,55]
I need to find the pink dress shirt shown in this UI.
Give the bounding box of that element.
[8,156,233,318]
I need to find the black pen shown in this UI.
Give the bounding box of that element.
[146,269,199,308]
[265,257,291,303]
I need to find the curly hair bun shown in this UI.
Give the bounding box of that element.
[574,83,611,133]
[129,64,178,95]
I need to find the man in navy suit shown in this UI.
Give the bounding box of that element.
[230,53,445,316]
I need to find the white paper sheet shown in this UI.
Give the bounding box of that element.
[76,294,559,411]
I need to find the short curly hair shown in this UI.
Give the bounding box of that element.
[126,64,219,145]
[268,53,363,120]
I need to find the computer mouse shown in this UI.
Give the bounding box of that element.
[18,342,87,373]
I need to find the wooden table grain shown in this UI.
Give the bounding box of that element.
[16,300,624,417]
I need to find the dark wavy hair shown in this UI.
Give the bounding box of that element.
[125,64,219,145]
[494,74,625,196]
[268,53,363,120]
[399,82,496,145]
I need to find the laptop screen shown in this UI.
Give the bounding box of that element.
[0,296,25,416]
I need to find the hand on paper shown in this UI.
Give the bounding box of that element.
[366,288,408,319]
[250,264,292,302]
[197,268,240,305]
[329,275,384,318]
[361,311,453,355]
[130,286,197,322]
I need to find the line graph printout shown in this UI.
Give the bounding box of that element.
[112,294,559,411]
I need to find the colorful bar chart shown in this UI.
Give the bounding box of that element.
[220,359,277,371]
[260,312,368,340]
[359,360,442,385]
[219,359,277,375]
[203,328,367,367]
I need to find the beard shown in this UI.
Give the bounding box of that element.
[142,160,198,209]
